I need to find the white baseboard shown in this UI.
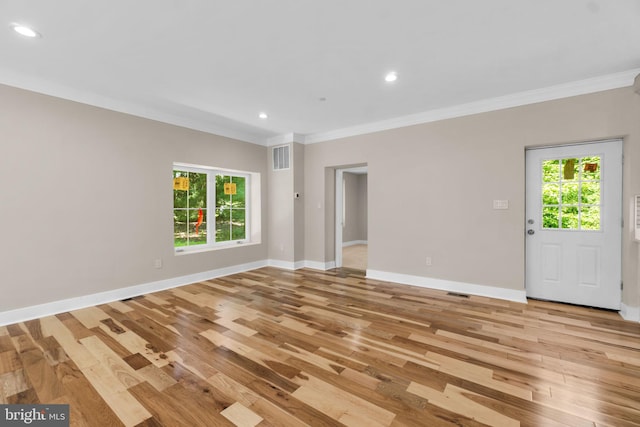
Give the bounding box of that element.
[620,303,640,322]
[366,269,528,304]
[267,259,306,270]
[304,260,336,271]
[0,260,268,327]
[0,258,345,326]
[3,261,549,327]
[342,240,368,247]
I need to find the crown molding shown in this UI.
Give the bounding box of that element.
[303,68,640,144]
[266,133,306,147]
[0,68,268,145]
[4,66,638,147]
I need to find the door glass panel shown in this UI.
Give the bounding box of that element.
[562,158,578,181]
[542,183,559,205]
[581,182,600,204]
[542,160,560,182]
[543,206,560,229]
[561,206,579,229]
[581,205,600,230]
[581,156,600,180]
[541,156,601,230]
[561,183,579,204]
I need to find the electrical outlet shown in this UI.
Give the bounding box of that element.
[426,256,432,266]
[154,258,162,269]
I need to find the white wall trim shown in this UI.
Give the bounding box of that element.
[17,261,637,327]
[366,269,528,303]
[267,259,306,270]
[6,66,638,148]
[620,303,640,322]
[304,260,336,271]
[302,68,640,144]
[0,69,268,145]
[343,240,368,247]
[0,260,268,327]
[0,258,343,326]
[266,133,305,146]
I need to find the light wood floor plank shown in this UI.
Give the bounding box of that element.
[1,267,638,426]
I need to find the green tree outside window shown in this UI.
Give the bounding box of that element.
[541,156,601,230]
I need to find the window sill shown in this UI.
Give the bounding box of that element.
[174,240,260,256]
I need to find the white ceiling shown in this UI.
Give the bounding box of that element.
[1,1,639,145]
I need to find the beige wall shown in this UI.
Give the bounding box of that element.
[293,143,306,262]
[343,172,368,243]
[0,84,268,312]
[267,145,294,262]
[266,142,305,264]
[2,82,639,316]
[303,86,640,310]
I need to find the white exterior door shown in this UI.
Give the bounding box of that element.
[525,140,622,309]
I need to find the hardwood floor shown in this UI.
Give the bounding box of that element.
[342,244,368,271]
[1,267,639,426]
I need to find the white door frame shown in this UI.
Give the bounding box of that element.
[525,139,623,309]
[335,169,344,268]
[335,166,367,268]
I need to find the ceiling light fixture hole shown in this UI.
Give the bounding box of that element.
[11,23,40,38]
[385,71,398,83]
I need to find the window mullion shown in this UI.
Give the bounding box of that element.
[207,171,212,245]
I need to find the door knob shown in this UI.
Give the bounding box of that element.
[527,229,535,235]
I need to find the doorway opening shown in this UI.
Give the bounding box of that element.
[525,140,622,309]
[335,166,368,271]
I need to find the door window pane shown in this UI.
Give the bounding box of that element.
[581,156,600,180]
[561,183,579,204]
[561,206,579,229]
[543,206,560,229]
[542,160,560,182]
[581,205,600,230]
[542,183,560,205]
[541,156,601,231]
[562,158,579,181]
[581,182,600,204]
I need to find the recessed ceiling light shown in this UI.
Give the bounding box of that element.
[384,71,398,83]
[258,112,268,119]
[11,23,40,38]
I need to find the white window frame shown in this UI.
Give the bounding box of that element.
[174,162,257,254]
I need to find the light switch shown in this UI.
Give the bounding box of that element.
[493,199,509,210]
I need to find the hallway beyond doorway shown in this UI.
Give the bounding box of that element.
[342,243,367,271]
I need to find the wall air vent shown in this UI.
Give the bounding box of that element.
[635,195,640,241]
[272,144,290,171]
